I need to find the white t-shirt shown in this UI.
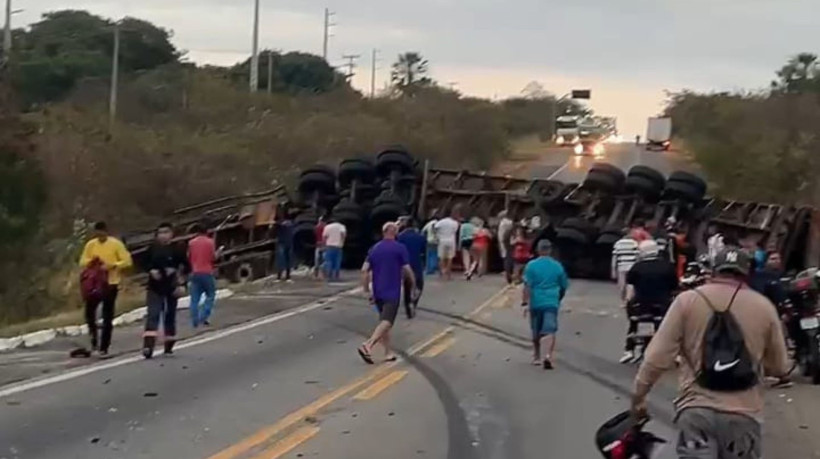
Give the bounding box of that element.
[434,217,460,246]
[323,222,347,247]
[498,218,513,246]
[612,238,639,273]
[422,219,438,244]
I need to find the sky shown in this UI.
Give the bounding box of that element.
[11,0,820,136]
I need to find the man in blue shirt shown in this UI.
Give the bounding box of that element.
[522,239,569,370]
[398,217,427,319]
[358,222,416,364]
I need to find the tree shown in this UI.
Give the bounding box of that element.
[231,50,348,94]
[390,52,432,96]
[10,10,179,106]
[773,52,820,94]
[520,81,550,99]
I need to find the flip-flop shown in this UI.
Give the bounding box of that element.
[384,356,398,362]
[357,346,374,365]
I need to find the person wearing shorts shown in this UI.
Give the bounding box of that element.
[521,239,569,369]
[434,214,460,280]
[358,222,416,364]
[459,218,476,279]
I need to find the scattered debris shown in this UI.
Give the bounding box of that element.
[323,306,333,310]
[108,407,118,413]
[89,437,101,444]
[5,400,21,406]
[103,379,112,385]
[388,411,395,417]
[143,392,158,398]
[251,383,259,390]
[304,380,320,385]
[305,416,319,424]
[342,430,351,435]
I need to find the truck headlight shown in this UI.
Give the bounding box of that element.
[593,143,605,155]
[556,136,565,145]
[574,144,584,155]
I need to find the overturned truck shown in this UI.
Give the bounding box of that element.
[124,146,820,280]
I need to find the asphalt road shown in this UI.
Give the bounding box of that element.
[2,149,818,459]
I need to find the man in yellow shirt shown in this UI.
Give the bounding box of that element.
[78,221,133,355]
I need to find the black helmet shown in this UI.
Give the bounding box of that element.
[595,411,665,459]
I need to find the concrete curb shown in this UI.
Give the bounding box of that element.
[0,289,234,352]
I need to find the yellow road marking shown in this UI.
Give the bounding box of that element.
[353,370,408,400]
[247,426,319,459]
[421,337,457,358]
[208,285,510,459]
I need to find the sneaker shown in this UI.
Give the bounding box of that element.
[542,358,554,370]
[203,320,211,327]
[164,340,175,355]
[619,351,635,364]
[771,377,794,389]
[141,347,153,359]
[629,353,644,364]
[286,279,295,284]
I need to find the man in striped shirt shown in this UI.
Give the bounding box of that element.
[612,232,639,303]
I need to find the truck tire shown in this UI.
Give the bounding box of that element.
[560,217,595,235]
[555,227,589,245]
[332,199,365,217]
[668,171,706,194]
[370,203,405,227]
[338,158,377,187]
[625,175,662,197]
[376,147,414,176]
[628,166,665,189]
[583,170,623,193]
[663,180,704,202]
[298,172,337,196]
[374,191,406,208]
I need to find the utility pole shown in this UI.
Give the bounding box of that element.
[108,22,121,129]
[2,0,12,65]
[322,8,335,61]
[370,49,379,98]
[249,0,260,92]
[341,54,360,82]
[266,50,273,94]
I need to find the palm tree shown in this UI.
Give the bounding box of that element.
[390,52,432,96]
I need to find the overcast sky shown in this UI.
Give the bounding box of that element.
[12,0,819,136]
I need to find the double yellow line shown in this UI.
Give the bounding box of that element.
[208,285,511,459]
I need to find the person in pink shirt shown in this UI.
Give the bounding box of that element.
[188,223,219,327]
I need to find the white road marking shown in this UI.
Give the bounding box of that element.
[0,287,362,399]
[547,162,570,180]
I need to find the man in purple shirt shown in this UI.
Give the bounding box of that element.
[358,222,417,364]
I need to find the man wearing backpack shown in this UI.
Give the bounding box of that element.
[631,248,791,459]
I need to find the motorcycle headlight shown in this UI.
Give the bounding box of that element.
[574,143,583,155]
[593,143,605,155]
[556,136,565,145]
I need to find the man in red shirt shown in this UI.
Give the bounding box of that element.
[314,216,327,279]
[188,223,219,327]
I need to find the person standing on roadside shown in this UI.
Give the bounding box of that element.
[459,217,476,280]
[398,216,426,319]
[421,215,439,275]
[521,239,569,369]
[314,216,327,279]
[511,226,531,283]
[631,248,791,459]
[273,212,295,282]
[79,221,133,356]
[434,212,460,281]
[143,222,188,359]
[471,220,492,277]
[611,231,639,304]
[629,220,651,243]
[188,223,219,328]
[498,210,514,276]
[322,217,346,281]
[358,222,416,364]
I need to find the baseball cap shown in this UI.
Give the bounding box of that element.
[536,239,553,253]
[713,247,751,275]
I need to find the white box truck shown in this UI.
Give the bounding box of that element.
[646,117,672,151]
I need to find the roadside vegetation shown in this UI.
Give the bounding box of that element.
[665,53,820,204]
[0,10,578,328]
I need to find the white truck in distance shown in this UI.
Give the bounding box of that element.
[555,115,581,146]
[646,117,672,151]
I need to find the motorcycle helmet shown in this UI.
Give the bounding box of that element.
[595,411,666,459]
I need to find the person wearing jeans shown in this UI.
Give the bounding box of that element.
[78,221,133,356]
[143,222,187,359]
[188,223,218,327]
[322,218,346,281]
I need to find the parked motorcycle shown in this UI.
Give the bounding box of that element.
[784,268,820,384]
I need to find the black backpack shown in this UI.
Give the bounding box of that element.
[692,285,758,392]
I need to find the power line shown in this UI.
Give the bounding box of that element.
[341,54,360,81]
[250,0,260,92]
[322,8,336,61]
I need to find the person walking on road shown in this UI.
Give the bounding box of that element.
[143,222,188,359]
[612,231,639,305]
[273,212,295,282]
[631,248,791,459]
[358,222,416,364]
[421,215,439,275]
[314,216,327,279]
[398,217,426,319]
[434,212,460,281]
[322,217,346,281]
[521,239,569,369]
[188,223,219,328]
[498,211,514,282]
[511,226,531,284]
[79,221,133,356]
[459,217,476,279]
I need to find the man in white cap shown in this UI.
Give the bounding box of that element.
[620,239,679,363]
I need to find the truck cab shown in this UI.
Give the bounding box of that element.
[555,115,581,146]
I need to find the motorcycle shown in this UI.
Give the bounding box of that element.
[626,302,665,364]
[784,268,820,384]
[680,257,709,290]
